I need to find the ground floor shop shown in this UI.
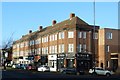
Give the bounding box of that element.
[12,52,93,72]
[110,53,120,72]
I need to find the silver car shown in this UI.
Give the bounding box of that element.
[89,67,114,76]
[37,65,50,72]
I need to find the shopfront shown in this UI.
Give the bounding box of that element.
[48,54,57,71]
[76,53,92,72]
[57,53,65,71]
[40,55,48,65]
[66,53,75,68]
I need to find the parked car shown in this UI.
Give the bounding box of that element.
[26,64,37,70]
[37,65,50,72]
[59,67,67,73]
[61,68,77,75]
[26,64,32,70]
[61,68,85,75]
[20,64,28,69]
[12,64,20,69]
[89,67,114,76]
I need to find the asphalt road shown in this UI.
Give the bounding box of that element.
[1,69,120,80]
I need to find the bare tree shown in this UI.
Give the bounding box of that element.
[1,33,14,70]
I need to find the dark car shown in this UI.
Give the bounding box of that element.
[26,64,37,70]
[20,64,28,69]
[61,68,77,75]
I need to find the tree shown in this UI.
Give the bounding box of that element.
[1,33,14,70]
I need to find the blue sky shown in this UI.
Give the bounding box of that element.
[1,2,118,47]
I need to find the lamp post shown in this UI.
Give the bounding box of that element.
[93,0,96,74]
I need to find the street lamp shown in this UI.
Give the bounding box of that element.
[93,0,96,74]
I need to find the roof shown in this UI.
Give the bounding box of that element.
[13,16,95,44]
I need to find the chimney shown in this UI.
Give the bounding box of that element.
[70,13,75,19]
[29,30,32,33]
[39,26,43,31]
[52,20,57,25]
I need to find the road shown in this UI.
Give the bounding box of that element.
[1,69,120,80]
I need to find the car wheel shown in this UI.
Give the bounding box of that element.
[62,71,66,74]
[92,72,97,76]
[106,73,111,77]
[76,72,80,75]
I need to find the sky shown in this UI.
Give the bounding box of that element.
[1,2,119,47]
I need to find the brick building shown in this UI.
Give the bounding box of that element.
[98,28,120,72]
[12,13,99,71]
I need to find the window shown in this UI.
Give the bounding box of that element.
[78,32,82,38]
[83,44,86,52]
[38,48,41,54]
[55,45,57,53]
[55,34,57,40]
[106,61,110,67]
[46,36,48,42]
[59,32,64,39]
[20,51,24,56]
[59,44,64,53]
[42,37,44,43]
[106,45,110,52]
[35,38,40,44]
[93,33,98,39]
[61,44,64,53]
[68,31,74,38]
[49,46,52,54]
[50,35,55,41]
[42,48,44,54]
[30,40,34,45]
[52,46,55,53]
[68,44,74,53]
[52,35,55,41]
[25,42,28,46]
[106,32,112,39]
[20,43,24,48]
[59,45,61,53]
[78,44,82,52]
[45,47,48,54]
[50,35,51,41]
[83,32,86,39]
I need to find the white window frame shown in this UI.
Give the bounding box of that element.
[46,36,48,42]
[106,45,110,52]
[78,32,82,38]
[52,35,54,41]
[59,32,64,39]
[55,34,57,40]
[52,46,55,53]
[78,44,82,52]
[68,31,74,38]
[55,45,57,53]
[83,32,86,39]
[106,61,110,67]
[59,45,61,53]
[106,32,112,39]
[83,44,86,52]
[42,37,44,43]
[49,46,52,54]
[61,44,64,53]
[68,44,74,53]
[93,32,98,39]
